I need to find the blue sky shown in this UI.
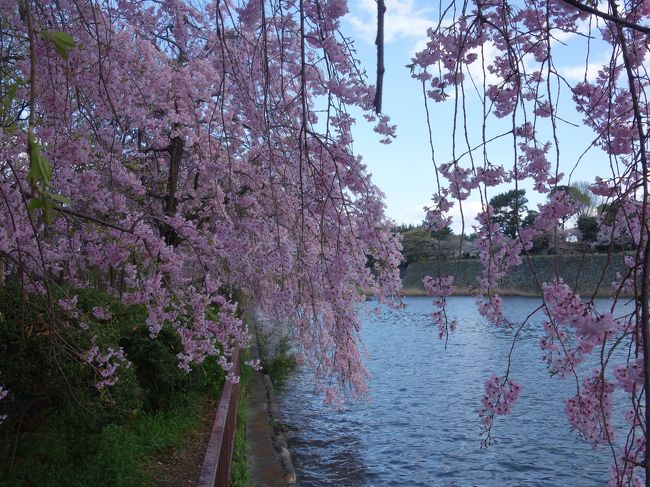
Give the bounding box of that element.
[340,0,612,233]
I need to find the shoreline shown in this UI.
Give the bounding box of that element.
[399,286,626,298]
[400,254,634,299]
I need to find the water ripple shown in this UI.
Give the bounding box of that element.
[279,296,628,486]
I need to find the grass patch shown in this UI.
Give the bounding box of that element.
[3,391,212,487]
[229,348,253,487]
[229,389,250,487]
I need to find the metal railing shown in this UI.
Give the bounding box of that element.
[197,347,241,487]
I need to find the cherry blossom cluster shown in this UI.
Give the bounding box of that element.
[0,0,401,401]
[477,294,508,327]
[479,374,522,444]
[423,275,457,339]
[84,345,131,390]
[565,370,615,446]
[411,0,650,480]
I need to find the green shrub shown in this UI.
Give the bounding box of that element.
[0,282,230,485]
[260,336,297,390]
[0,284,144,452]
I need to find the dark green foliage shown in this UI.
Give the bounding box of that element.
[489,189,529,239]
[260,336,297,390]
[119,322,195,412]
[393,223,418,233]
[530,231,552,254]
[397,224,456,267]
[0,283,229,486]
[522,209,538,228]
[577,215,599,243]
[430,226,453,240]
[520,210,552,254]
[400,227,434,266]
[0,285,144,453]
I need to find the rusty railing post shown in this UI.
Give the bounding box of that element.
[197,347,240,487]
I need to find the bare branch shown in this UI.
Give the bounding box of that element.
[373,0,386,113]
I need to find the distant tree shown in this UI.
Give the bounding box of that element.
[430,225,454,240]
[577,215,599,244]
[571,181,601,220]
[400,227,434,266]
[489,189,529,239]
[395,223,455,266]
[522,209,538,229]
[521,210,552,253]
[550,185,578,228]
[590,204,636,253]
[393,223,418,234]
[597,203,618,227]
[551,182,601,228]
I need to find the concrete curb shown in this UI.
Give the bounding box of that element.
[262,374,296,485]
[248,313,296,486]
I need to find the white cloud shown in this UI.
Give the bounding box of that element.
[347,0,434,45]
[464,41,501,89]
[448,199,483,234]
[558,62,602,83]
[557,50,612,83]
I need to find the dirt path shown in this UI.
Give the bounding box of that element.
[143,397,218,486]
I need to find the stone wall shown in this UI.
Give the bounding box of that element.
[402,253,631,296]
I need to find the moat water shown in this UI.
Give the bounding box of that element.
[279,296,630,486]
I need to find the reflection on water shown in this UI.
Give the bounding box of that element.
[279,296,625,486]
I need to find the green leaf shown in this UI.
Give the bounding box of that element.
[27,156,39,186]
[1,82,18,117]
[38,154,52,183]
[50,194,71,205]
[27,198,45,212]
[124,161,140,171]
[41,31,76,60]
[27,133,52,188]
[43,203,53,225]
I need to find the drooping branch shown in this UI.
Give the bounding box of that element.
[0,0,402,425]
[607,0,650,481]
[560,0,650,35]
[412,0,650,481]
[53,206,135,234]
